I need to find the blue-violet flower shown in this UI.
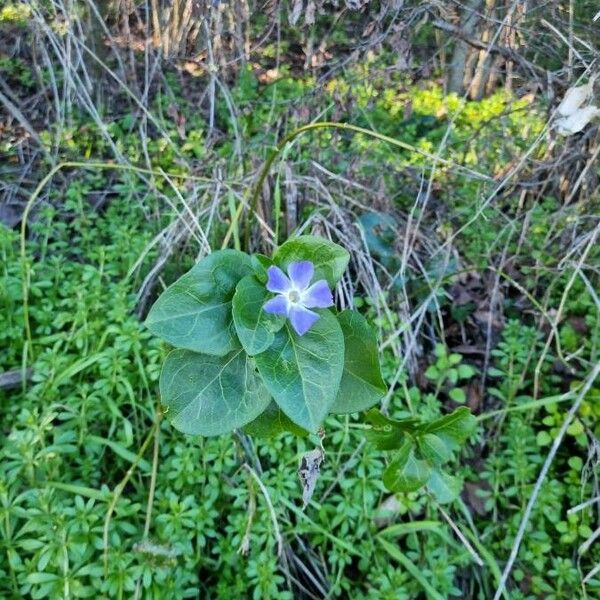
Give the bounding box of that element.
[263,261,333,335]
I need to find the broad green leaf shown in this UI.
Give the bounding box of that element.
[383,440,432,493]
[255,310,344,432]
[159,349,270,436]
[273,235,350,287]
[421,407,476,447]
[145,250,252,356]
[232,274,285,355]
[364,409,420,450]
[417,433,452,466]
[243,402,308,438]
[363,427,406,451]
[330,310,387,413]
[366,409,420,430]
[250,254,272,283]
[358,212,398,263]
[426,469,462,504]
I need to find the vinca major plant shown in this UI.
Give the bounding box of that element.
[145,235,387,436]
[145,234,476,502]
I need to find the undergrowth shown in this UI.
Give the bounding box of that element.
[1,46,599,600]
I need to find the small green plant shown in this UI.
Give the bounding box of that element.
[144,235,388,435]
[144,234,477,509]
[0,1,31,24]
[365,407,476,503]
[424,343,477,405]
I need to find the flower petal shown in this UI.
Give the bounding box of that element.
[266,266,291,293]
[288,261,314,291]
[263,295,289,316]
[302,280,333,308]
[288,305,319,336]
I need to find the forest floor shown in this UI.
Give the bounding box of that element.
[1,4,599,599]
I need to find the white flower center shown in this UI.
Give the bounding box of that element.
[288,289,301,304]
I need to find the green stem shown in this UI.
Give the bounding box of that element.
[476,389,578,422]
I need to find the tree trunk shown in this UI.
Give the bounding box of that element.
[447,0,483,95]
[470,0,497,99]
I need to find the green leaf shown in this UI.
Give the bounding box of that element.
[426,469,462,504]
[45,481,109,501]
[449,353,462,366]
[447,368,458,385]
[87,435,150,472]
[243,402,308,438]
[273,235,349,287]
[378,521,450,543]
[383,440,432,493]
[364,426,406,451]
[458,364,476,379]
[424,365,439,380]
[255,310,344,432]
[330,310,387,413]
[145,249,252,356]
[536,430,552,446]
[232,274,285,355]
[377,538,446,600]
[567,419,584,436]
[418,433,452,466]
[250,254,272,283]
[159,349,270,436]
[421,407,476,447]
[364,409,420,450]
[449,387,466,403]
[27,573,61,584]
